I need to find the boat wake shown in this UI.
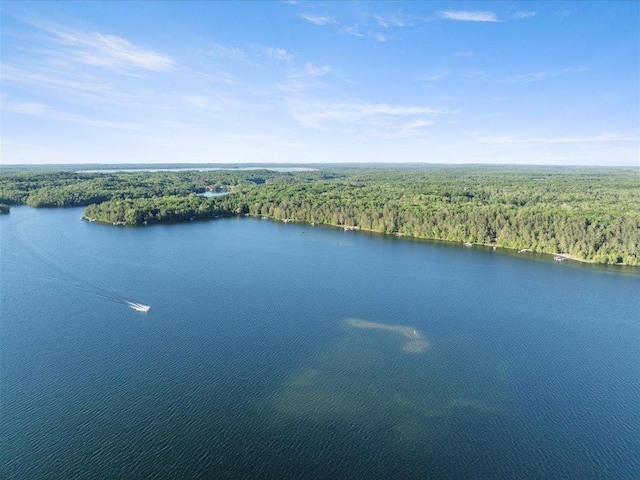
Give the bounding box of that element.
[13,219,149,313]
[125,302,150,312]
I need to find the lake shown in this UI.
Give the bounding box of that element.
[1,207,638,479]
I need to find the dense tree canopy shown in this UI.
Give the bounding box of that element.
[2,167,638,265]
[0,170,324,207]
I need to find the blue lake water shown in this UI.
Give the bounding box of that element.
[196,191,230,197]
[1,206,639,479]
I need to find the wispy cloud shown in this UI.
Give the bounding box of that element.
[437,10,498,22]
[2,61,185,112]
[373,14,406,28]
[263,47,294,61]
[1,63,112,93]
[463,70,489,80]
[303,62,331,77]
[513,11,537,19]
[32,22,174,73]
[462,66,588,84]
[295,101,448,124]
[505,66,588,83]
[554,9,573,17]
[414,70,449,83]
[298,11,411,42]
[207,44,244,59]
[288,62,331,79]
[299,13,336,26]
[65,33,173,72]
[276,79,329,94]
[340,26,365,38]
[381,119,435,138]
[181,90,270,113]
[3,99,142,130]
[342,30,388,42]
[289,98,457,138]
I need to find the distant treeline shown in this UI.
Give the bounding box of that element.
[0,170,330,207]
[2,168,639,265]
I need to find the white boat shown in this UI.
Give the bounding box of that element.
[127,302,150,312]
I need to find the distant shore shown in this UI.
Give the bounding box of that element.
[265,215,611,266]
[5,167,637,266]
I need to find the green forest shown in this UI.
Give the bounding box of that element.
[2,167,639,265]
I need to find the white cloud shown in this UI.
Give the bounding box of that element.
[437,10,498,22]
[287,63,330,79]
[36,22,174,73]
[374,33,388,42]
[513,11,537,19]
[276,79,329,93]
[207,44,244,59]
[303,62,330,77]
[506,66,588,83]
[299,13,336,26]
[70,34,173,71]
[263,47,294,61]
[402,119,435,128]
[463,70,489,80]
[340,26,365,37]
[373,14,406,28]
[297,101,447,123]
[462,66,587,84]
[290,99,456,138]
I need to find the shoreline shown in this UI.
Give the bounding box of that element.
[36,204,629,268]
[80,208,632,267]
[264,216,624,266]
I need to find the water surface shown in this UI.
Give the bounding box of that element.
[1,207,638,479]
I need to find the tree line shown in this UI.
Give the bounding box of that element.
[2,167,638,264]
[68,167,640,265]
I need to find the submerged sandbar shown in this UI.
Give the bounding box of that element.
[346,319,430,353]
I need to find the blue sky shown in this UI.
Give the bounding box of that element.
[1,1,638,165]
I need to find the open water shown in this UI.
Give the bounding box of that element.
[1,206,638,479]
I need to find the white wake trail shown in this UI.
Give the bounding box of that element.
[13,220,149,312]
